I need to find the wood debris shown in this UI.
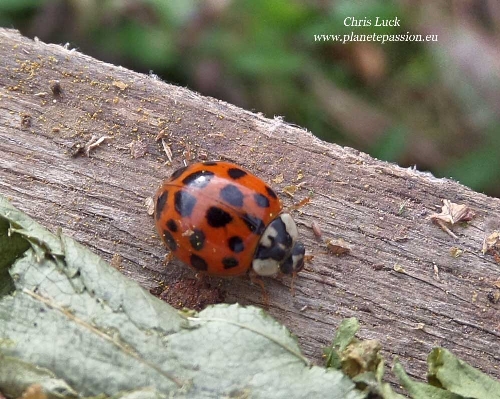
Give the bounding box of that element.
[161,138,173,162]
[85,135,112,156]
[326,237,352,256]
[311,221,322,238]
[128,139,148,158]
[49,79,62,96]
[145,196,155,216]
[112,80,128,91]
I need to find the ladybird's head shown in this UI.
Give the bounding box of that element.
[252,213,305,277]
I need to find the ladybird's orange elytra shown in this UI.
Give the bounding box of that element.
[154,161,305,278]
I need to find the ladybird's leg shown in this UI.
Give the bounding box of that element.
[285,196,311,213]
[275,270,296,296]
[288,252,313,295]
[162,252,175,265]
[248,269,269,308]
[289,271,298,297]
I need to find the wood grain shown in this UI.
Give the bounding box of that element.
[1,28,499,385]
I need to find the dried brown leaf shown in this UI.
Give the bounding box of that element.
[482,231,500,255]
[429,200,475,238]
[429,199,475,225]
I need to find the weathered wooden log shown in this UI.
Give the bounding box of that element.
[1,28,499,385]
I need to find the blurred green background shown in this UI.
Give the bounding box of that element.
[2,0,500,196]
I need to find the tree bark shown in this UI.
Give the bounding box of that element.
[1,28,499,385]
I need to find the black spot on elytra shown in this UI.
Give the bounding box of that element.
[190,254,208,271]
[228,236,244,253]
[162,230,177,251]
[189,228,206,251]
[182,170,215,189]
[220,184,244,207]
[265,186,278,199]
[242,213,265,235]
[222,257,239,269]
[155,191,168,220]
[174,190,197,217]
[253,193,270,208]
[206,206,233,228]
[166,219,177,232]
[170,166,188,180]
[228,167,247,180]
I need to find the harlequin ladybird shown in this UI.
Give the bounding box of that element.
[154,161,305,277]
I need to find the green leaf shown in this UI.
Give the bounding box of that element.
[428,348,500,399]
[439,141,500,192]
[393,360,464,399]
[370,125,408,163]
[180,306,364,398]
[352,361,406,399]
[0,195,364,398]
[0,0,44,12]
[325,317,382,378]
[0,355,78,399]
[325,317,360,369]
[0,215,30,296]
[324,317,401,398]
